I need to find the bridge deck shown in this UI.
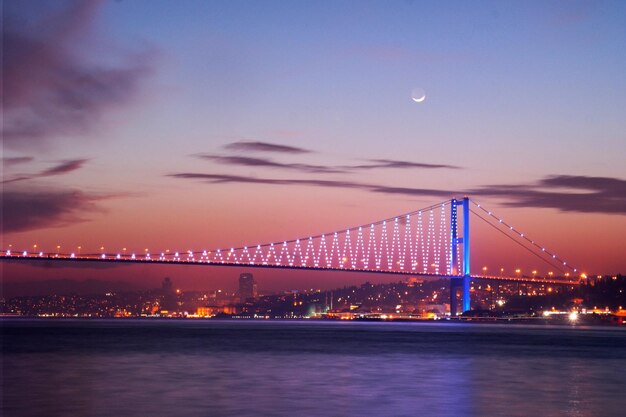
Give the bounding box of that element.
[1,254,579,285]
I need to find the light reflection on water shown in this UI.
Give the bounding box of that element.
[3,320,626,417]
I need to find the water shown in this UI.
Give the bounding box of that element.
[2,319,626,417]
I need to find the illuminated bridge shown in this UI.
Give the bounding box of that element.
[1,197,582,314]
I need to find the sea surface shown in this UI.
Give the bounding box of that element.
[2,319,626,417]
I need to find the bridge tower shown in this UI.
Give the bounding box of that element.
[450,197,471,315]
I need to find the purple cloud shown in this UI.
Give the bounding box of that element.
[168,173,452,199]
[373,175,626,214]
[40,159,89,176]
[223,141,311,154]
[540,175,626,194]
[169,173,372,190]
[1,189,111,234]
[474,175,626,214]
[1,176,33,185]
[198,152,457,174]
[170,172,626,214]
[2,0,153,148]
[2,157,34,166]
[2,159,88,184]
[349,159,460,170]
[196,154,346,174]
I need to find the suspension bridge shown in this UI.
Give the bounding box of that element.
[1,197,582,314]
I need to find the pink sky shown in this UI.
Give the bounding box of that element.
[2,1,625,292]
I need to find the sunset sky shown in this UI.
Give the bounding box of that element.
[2,0,625,293]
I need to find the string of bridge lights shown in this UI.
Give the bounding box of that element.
[470,199,579,275]
[4,201,455,275]
[2,199,582,279]
[199,204,452,273]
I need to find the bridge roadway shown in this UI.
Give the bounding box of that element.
[1,253,580,286]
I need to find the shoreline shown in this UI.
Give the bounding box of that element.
[2,314,624,327]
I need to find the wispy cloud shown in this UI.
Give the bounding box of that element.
[40,159,88,176]
[223,141,311,154]
[196,154,346,174]
[349,159,460,170]
[1,189,111,234]
[369,185,456,198]
[170,172,626,215]
[169,173,452,199]
[2,159,88,184]
[3,0,153,148]
[2,156,34,166]
[375,175,626,214]
[541,175,626,193]
[169,173,371,189]
[474,175,626,214]
[198,150,457,174]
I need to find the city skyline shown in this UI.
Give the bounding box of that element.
[3,0,626,292]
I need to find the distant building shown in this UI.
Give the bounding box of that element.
[161,277,177,311]
[239,273,257,302]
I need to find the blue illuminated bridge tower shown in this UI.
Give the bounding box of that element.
[450,197,471,316]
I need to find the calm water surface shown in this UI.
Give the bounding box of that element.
[2,319,626,417]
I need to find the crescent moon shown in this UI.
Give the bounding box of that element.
[412,95,426,103]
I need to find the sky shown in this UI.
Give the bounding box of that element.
[2,0,626,293]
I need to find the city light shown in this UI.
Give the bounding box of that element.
[0,199,589,299]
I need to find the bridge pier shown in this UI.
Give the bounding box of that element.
[449,276,470,317]
[450,197,471,315]
[450,278,459,317]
